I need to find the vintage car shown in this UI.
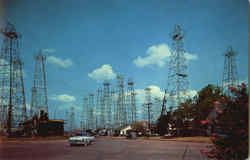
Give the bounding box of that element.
[68,133,95,146]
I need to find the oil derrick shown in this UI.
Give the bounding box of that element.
[127,78,137,124]
[100,88,105,129]
[110,88,115,129]
[144,87,153,128]
[222,46,238,95]
[83,97,88,129]
[68,106,75,135]
[0,22,27,135]
[88,93,95,130]
[80,101,84,132]
[103,81,111,129]
[153,97,161,122]
[96,88,102,129]
[30,50,48,118]
[64,110,69,131]
[166,25,189,111]
[160,89,167,116]
[166,24,189,136]
[117,74,126,128]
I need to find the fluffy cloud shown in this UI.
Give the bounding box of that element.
[50,94,76,102]
[184,52,198,61]
[135,85,165,103]
[133,43,198,68]
[88,64,116,80]
[43,48,56,54]
[47,56,73,68]
[26,103,31,110]
[134,44,171,68]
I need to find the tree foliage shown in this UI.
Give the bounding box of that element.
[201,83,248,160]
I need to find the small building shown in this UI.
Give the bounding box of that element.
[120,125,132,136]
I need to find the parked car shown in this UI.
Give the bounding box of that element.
[68,132,95,146]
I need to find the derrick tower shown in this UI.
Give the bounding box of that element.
[222,46,238,95]
[88,93,95,130]
[153,97,161,122]
[116,74,126,128]
[144,87,153,127]
[0,22,27,135]
[110,88,115,128]
[80,99,84,132]
[30,50,48,118]
[166,25,189,111]
[83,96,89,129]
[100,88,105,129]
[103,81,111,129]
[127,78,137,124]
[96,88,102,129]
[160,89,167,116]
[68,106,75,135]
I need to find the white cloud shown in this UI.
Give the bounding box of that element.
[182,90,198,99]
[135,85,165,103]
[43,48,56,53]
[134,43,171,68]
[88,64,116,80]
[47,56,73,68]
[239,78,248,85]
[26,103,31,110]
[50,94,76,103]
[184,52,198,61]
[133,43,198,68]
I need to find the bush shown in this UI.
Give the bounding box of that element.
[201,83,248,160]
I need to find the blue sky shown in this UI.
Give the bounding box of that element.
[1,0,248,127]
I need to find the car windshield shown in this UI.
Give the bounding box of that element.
[76,133,91,136]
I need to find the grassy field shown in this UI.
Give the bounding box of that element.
[0,136,68,142]
[142,136,212,143]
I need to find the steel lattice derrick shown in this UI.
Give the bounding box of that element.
[222,46,239,95]
[96,88,102,129]
[165,24,189,137]
[110,87,115,129]
[144,87,153,126]
[68,106,75,135]
[30,50,48,118]
[103,81,111,129]
[89,93,95,130]
[153,97,161,122]
[166,24,189,111]
[0,22,27,134]
[100,88,105,129]
[116,74,126,128]
[83,96,89,129]
[127,78,136,124]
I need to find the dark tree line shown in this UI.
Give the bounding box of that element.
[156,84,224,136]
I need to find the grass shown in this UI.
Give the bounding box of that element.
[0,136,68,142]
[143,136,212,143]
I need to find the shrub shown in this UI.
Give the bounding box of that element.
[201,83,248,160]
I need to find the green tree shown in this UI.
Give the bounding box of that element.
[201,83,248,160]
[192,85,222,135]
[156,111,174,136]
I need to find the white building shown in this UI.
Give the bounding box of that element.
[120,125,132,136]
